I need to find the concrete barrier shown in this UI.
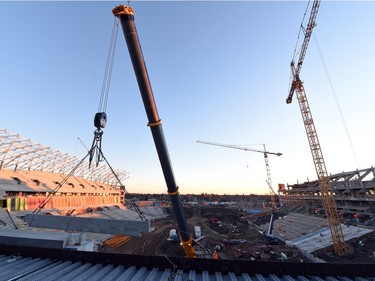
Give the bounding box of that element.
[24,214,150,236]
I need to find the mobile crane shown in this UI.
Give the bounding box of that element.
[197,140,281,204]
[265,180,282,241]
[286,0,347,256]
[112,5,196,258]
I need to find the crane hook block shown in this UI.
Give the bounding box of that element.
[94,112,107,129]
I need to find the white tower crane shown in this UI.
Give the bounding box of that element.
[197,140,282,205]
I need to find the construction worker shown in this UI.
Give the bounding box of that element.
[212,250,219,259]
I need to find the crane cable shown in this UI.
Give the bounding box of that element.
[96,146,147,221]
[90,17,120,168]
[33,17,145,220]
[33,152,91,213]
[312,35,360,168]
[34,14,120,211]
[289,1,311,89]
[292,1,311,62]
[98,16,120,114]
[89,16,146,221]
[33,141,146,221]
[290,1,359,168]
[80,136,146,221]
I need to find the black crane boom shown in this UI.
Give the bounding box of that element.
[112,5,196,258]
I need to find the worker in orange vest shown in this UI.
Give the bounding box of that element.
[212,250,219,259]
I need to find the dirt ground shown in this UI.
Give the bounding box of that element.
[99,218,183,256]
[98,206,306,262]
[314,231,375,263]
[98,205,375,263]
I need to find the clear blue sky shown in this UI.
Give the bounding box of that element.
[1,1,374,195]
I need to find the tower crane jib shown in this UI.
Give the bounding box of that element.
[286,0,321,104]
[196,140,282,204]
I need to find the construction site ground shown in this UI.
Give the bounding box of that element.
[4,201,374,263]
[99,207,290,260]
[99,207,375,263]
[8,204,374,263]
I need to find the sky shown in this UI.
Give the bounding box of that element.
[1,1,375,196]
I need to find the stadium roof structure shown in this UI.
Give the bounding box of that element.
[0,245,374,281]
[0,129,128,186]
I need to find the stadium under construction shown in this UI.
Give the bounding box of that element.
[1,1,375,279]
[1,128,375,279]
[280,167,375,226]
[1,128,374,224]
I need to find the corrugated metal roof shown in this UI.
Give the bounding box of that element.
[0,253,374,281]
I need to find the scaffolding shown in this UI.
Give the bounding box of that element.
[0,129,128,186]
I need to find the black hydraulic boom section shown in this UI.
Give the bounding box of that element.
[112,5,196,258]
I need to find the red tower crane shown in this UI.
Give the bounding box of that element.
[286,0,347,256]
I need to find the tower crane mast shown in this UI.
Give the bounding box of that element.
[197,140,282,204]
[286,0,347,256]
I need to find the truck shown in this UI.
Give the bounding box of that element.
[194,226,202,239]
[168,229,179,241]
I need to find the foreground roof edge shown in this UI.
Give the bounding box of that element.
[0,244,374,278]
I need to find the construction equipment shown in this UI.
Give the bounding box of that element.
[265,180,281,241]
[167,229,179,242]
[113,5,196,258]
[194,225,202,239]
[197,140,281,204]
[286,0,347,256]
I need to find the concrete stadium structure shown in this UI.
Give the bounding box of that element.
[0,129,125,212]
[280,167,375,225]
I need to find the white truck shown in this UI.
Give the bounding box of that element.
[194,226,202,238]
[167,229,179,241]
